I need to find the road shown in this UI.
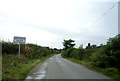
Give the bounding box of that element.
[25,54,112,80]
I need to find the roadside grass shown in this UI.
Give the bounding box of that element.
[65,57,120,81]
[2,54,56,81]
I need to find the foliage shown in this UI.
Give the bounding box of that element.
[2,54,56,80]
[62,34,120,80]
[83,48,97,60]
[104,34,120,68]
[79,44,83,49]
[66,57,120,81]
[62,39,75,50]
[70,46,85,60]
[62,35,120,69]
[90,46,109,67]
[62,47,74,57]
[2,42,18,55]
[2,41,57,80]
[103,68,119,76]
[90,34,120,68]
[2,42,57,59]
[62,39,76,57]
[86,43,91,49]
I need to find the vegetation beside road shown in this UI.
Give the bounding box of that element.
[2,54,56,81]
[2,42,59,80]
[62,34,120,81]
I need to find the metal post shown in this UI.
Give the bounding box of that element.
[18,43,20,59]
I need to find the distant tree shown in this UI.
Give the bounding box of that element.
[62,39,75,50]
[54,48,58,50]
[97,44,104,48]
[88,43,90,47]
[86,43,91,49]
[91,44,97,48]
[100,44,103,47]
[79,44,83,49]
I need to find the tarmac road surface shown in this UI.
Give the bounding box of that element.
[25,54,113,80]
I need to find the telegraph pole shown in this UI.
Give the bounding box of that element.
[118,1,120,34]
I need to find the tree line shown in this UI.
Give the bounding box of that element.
[62,34,120,69]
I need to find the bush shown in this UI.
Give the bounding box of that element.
[70,49,79,59]
[70,48,84,60]
[2,42,56,59]
[24,44,53,59]
[90,47,110,67]
[62,47,74,57]
[103,68,119,76]
[83,48,97,61]
[2,42,18,55]
[90,34,120,68]
[104,34,120,68]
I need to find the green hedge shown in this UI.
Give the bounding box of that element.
[2,41,57,59]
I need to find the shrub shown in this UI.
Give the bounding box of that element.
[103,68,119,75]
[78,49,84,60]
[62,47,74,57]
[104,34,120,68]
[2,42,18,55]
[90,34,120,68]
[90,47,110,67]
[70,49,79,59]
[2,42,56,59]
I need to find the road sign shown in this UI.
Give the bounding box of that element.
[13,36,26,44]
[13,36,26,58]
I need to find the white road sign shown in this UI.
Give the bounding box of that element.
[13,36,26,58]
[13,36,26,44]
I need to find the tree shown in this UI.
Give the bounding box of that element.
[86,43,91,49]
[79,44,83,49]
[62,39,75,50]
[90,34,120,68]
[88,43,91,47]
[91,44,97,48]
[104,34,120,68]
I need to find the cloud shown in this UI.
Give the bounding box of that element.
[0,1,118,48]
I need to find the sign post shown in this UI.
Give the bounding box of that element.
[18,43,20,58]
[13,36,26,59]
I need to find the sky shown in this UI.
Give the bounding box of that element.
[0,0,119,49]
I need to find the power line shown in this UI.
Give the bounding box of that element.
[89,2,118,27]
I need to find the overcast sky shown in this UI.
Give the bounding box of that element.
[0,0,119,49]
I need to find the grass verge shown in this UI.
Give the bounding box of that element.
[65,57,120,81]
[2,54,56,81]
